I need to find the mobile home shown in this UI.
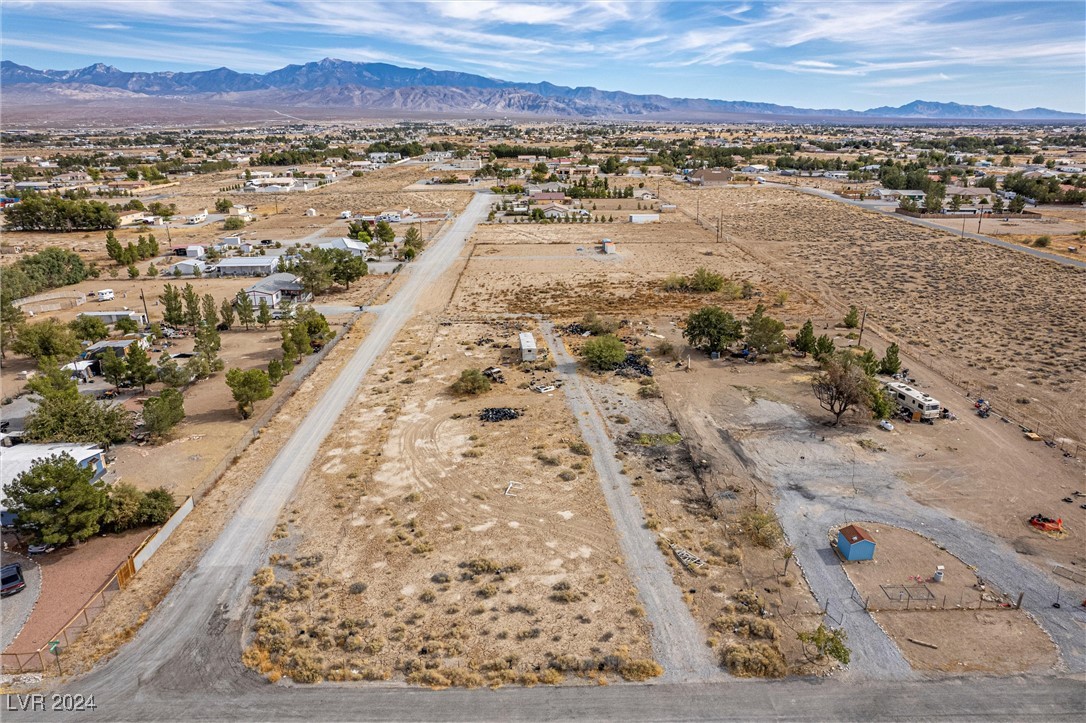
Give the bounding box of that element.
[885,382,941,420]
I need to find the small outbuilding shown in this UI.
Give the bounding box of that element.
[628,213,660,224]
[601,238,616,254]
[519,332,538,362]
[837,524,876,561]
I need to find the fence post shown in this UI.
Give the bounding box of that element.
[1016,592,1024,609]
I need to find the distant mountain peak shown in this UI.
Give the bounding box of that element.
[2,59,1081,121]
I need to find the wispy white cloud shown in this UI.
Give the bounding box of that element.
[3,0,1082,109]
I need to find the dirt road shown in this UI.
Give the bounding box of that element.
[539,322,720,682]
[62,193,492,696]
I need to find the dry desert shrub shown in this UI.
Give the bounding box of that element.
[287,650,324,684]
[737,509,783,548]
[618,659,664,681]
[721,641,786,678]
[711,614,781,641]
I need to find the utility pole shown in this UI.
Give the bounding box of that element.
[856,307,867,348]
[696,196,700,224]
[139,288,151,327]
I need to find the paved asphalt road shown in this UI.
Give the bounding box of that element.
[539,322,720,683]
[767,183,1086,270]
[7,191,1083,721]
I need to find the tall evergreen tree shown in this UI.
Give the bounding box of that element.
[2,454,109,545]
[235,291,256,330]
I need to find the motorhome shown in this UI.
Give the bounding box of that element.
[885,382,941,420]
[95,289,115,302]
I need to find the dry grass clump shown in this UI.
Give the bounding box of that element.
[711,614,780,641]
[737,508,783,548]
[549,580,585,603]
[721,641,786,678]
[544,647,664,682]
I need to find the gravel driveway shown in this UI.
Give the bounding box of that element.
[540,321,721,682]
[0,551,41,651]
[734,399,1086,676]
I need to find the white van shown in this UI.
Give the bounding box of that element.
[96,289,115,302]
[339,211,352,219]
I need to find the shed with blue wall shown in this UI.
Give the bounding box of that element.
[837,524,876,561]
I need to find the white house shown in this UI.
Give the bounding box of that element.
[185,245,206,258]
[168,259,207,276]
[244,273,306,308]
[318,237,370,257]
[78,310,148,327]
[1,444,108,526]
[215,256,280,277]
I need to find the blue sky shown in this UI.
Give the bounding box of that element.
[3,1,1084,111]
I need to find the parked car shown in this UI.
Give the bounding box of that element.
[879,419,895,432]
[1,563,26,597]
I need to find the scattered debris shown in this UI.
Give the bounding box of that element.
[907,637,940,650]
[504,481,523,497]
[615,354,653,377]
[482,366,505,384]
[1028,514,1063,532]
[480,407,521,423]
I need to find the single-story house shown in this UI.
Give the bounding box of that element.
[84,336,151,359]
[540,203,589,219]
[118,211,149,226]
[530,192,567,202]
[167,259,207,276]
[318,237,369,257]
[740,164,770,174]
[244,273,307,309]
[837,524,876,561]
[78,310,148,327]
[1,443,108,525]
[689,168,734,186]
[214,256,281,277]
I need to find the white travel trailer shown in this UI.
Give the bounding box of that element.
[95,289,115,302]
[885,382,941,420]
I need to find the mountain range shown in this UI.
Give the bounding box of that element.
[3,58,1081,121]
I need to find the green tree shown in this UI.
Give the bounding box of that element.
[923,184,945,213]
[106,231,124,265]
[156,354,191,388]
[142,388,185,439]
[25,382,133,448]
[869,384,896,420]
[103,483,145,532]
[451,368,491,395]
[1009,195,1026,213]
[403,225,423,252]
[683,306,743,355]
[235,291,255,330]
[114,317,139,335]
[223,216,245,231]
[13,319,82,362]
[147,263,158,277]
[201,293,219,328]
[857,348,880,377]
[813,334,836,362]
[192,324,223,378]
[127,264,140,279]
[138,488,175,525]
[182,283,201,329]
[215,197,232,213]
[843,305,860,329]
[992,197,1005,214]
[879,343,901,375]
[745,304,787,355]
[125,344,156,390]
[797,624,850,665]
[1,454,109,545]
[100,351,128,389]
[257,299,273,329]
[580,335,627,371]
[295,249,334,297]
[69,315,109,342]
[267,358,285,386]
[160,284,184,327]
[794,320,816,355]
[375,220,396,247]
[225,367,273,418]
[219,298,235,330]
[812,353,870,426]
[0,294,25,360]
[329,249,368,288]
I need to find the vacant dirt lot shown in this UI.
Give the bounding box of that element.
[245,319,658,686]
[661,184,1086,442]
